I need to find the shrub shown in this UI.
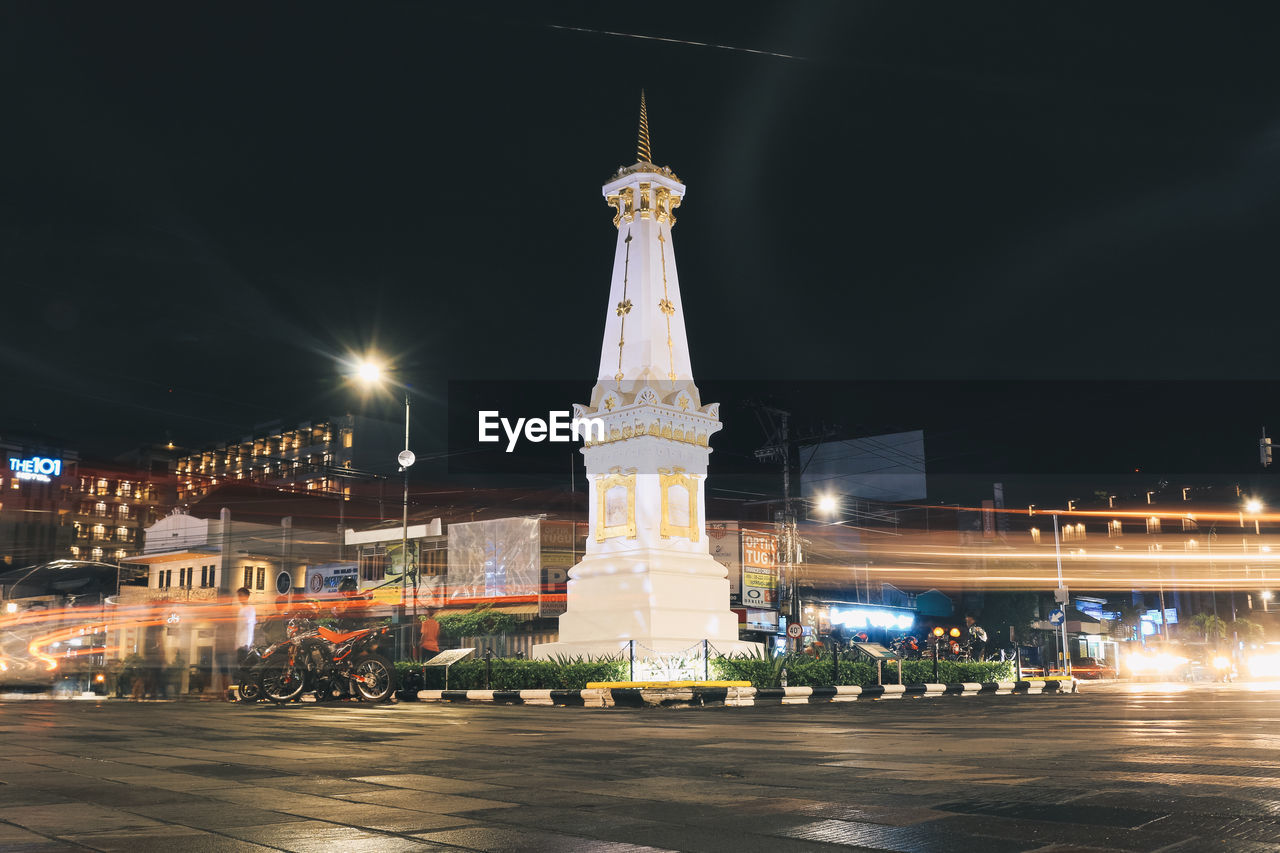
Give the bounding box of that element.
[436,606,522,641]
[396,658,627,692]
[712,653,1013,687]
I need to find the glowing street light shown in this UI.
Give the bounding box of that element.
[1246,499,1264,515]
[355,359,384,386]
[816,494,838,516]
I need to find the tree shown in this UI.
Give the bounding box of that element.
[976,592,1040,650]
[1188,612,1228,643]
[1106,598,1144,642]
[1232,618,1265,645]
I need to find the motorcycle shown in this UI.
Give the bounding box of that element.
[890,634,921,659]
[253,617,396,704]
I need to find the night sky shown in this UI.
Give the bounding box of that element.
[6,4,1280,487]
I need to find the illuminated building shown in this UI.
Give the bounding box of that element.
[0,436,172,568]
[172,414,402,502]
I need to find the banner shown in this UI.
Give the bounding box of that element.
[707,522,741,600]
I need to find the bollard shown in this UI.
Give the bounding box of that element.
[629,640,635,681]
[780,667,788,688]
[484,648,493,689]
[703,639,709,681]
[933,639,940,683]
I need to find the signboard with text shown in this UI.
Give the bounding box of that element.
[741,530,779,611]
[707,522,742,600]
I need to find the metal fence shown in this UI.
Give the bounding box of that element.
[457,631,558,659]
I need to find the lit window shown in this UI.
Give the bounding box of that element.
[70,546,80,558]
[1146,516,1161,534]
[118,504,130,519]
[97,479,108,494]
[1182,516,1197,531]
[93,524,105,539]
[96,501,107,516]
[256,566,266,590]
[91,547,103,560]
[1108,520,1122,537]
[114,549,126,561]
[10,478,18,490]
[116,527,129,541]
[243,567,253,590]
[342,430,353,449]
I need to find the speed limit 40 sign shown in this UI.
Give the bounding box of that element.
[786,623,803,639]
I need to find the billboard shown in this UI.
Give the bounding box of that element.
[741,530,779,611]
[707,522,742,600]
[447,517,542,602]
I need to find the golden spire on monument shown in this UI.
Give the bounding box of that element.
[612,90,679,183]
[637,89,652,163]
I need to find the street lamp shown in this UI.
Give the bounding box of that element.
[352,356,415,660]
[816,494,838,516]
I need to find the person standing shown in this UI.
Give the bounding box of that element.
[964,614,988,662]
[417,607,441,662]
[235,587,257,660]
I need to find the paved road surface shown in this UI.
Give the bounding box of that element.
[2,682,1280,852]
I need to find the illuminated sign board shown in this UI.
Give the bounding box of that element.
[830,605,915,632]
[8,456,63,483]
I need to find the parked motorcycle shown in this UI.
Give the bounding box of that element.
[253,617,396,704]
[890,634,921,659]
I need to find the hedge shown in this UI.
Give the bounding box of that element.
[712,654,1014,688]
[396,655,1012,693]
[396,658,627,692]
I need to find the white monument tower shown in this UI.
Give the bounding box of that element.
[534,94,758,664]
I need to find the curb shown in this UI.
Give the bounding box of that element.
[416,679,1077,708]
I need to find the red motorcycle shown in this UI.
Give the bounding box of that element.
[254,617,396,704]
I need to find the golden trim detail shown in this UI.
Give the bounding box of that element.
[659,466,700,542]
[657,227,676,381]
[596,468,637,542]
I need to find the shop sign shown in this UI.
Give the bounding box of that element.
[830,605,914,631]
[306,563,358,596]
[8,456,62,482]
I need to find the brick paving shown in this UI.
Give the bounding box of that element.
[1,683,1279,851]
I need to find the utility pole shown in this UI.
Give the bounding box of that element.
[753,407,798,648]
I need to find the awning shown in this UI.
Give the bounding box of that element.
[126,550,217,564]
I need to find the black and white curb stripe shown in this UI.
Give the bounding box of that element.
[416,680,1077,708]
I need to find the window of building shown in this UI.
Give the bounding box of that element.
[118,504,130,519]
[1182,516,1197,531]
[243,567,253,590]
[114,549,126,561]
[342,429,353,449]
[9,479,17,490]
[256,566,266,590]
[1146,516,1161,534]
[97,478,108,494]
[1108,520,1122,537]
[95,501,107,517]
[92,524,105,540]
[91,547,102,561]
[70,546,80,558]
[1030,527,1041,544]
[359,545,387,582]
[116,527,129,541]
[420,543,447,577]
[121,481,133,497]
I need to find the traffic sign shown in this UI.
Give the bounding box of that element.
[1048,608,1065,625]
[786,623,803,639]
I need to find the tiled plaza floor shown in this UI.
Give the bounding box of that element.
[2,683,1279,851]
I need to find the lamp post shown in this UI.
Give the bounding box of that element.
[354,358,416,660]
[397,393,415,660]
